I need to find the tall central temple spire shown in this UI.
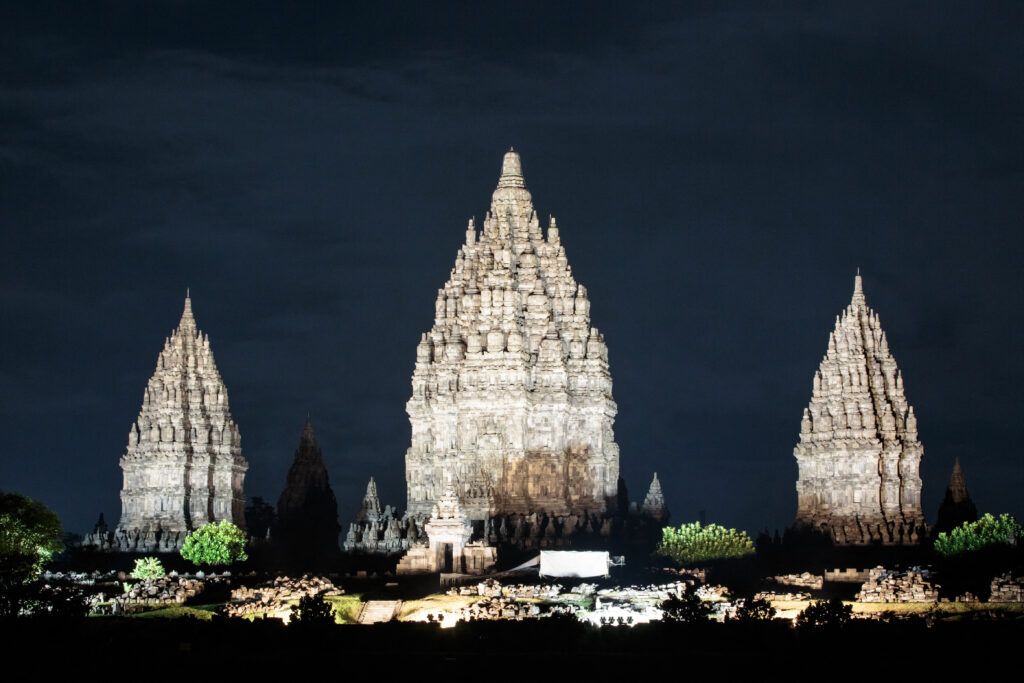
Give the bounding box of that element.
[404,150,620,521]
[793,274,926,545]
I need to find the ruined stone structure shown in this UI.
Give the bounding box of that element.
[793,274,926,545]
[934,457,978,534]
[343,478,421,555]
[275,417,340,564]
[107,295,247,552]
[405,149,620,522]
[397,484,496,575]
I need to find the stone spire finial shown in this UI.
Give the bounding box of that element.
[179,292,196,332]
[851,271,866,307]
[300,414,316,448]
[497,148,525,189]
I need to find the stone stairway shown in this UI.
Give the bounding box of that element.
[357,600,402,624]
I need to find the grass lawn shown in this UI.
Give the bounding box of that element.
[129,604,220,621]
[325,594,363,624]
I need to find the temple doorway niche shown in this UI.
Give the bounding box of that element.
[442,543,454,573]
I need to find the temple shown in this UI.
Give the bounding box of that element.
[404,149,620,522]
[934,457,978,535]
[793,274,926,545]
[105,295,248,552]
[275,417,340,564]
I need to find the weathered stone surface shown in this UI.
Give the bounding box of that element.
[275,417,340,563]
[793,274,926,545]
[397,483,496,575]
[934,457,978,535]
[223,575,343,620]
[405,150,620,521]
[989,573,1024,602]
[105,296,247,552]
[641,472,668,523]
[857,566,939,603]
[343,478,421,555]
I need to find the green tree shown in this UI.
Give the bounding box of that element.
[735,596,776,622]
[130,556,166,580]
[660,591,712,623]
[796,598,851,629]
[0,491,64,586]
[655,521,755,565]
[934,513,1022,558]
[290,592,334,626]
[180,521,248,566]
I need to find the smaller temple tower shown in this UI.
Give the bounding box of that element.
[934,458,978,535]
[113,294,247,552]
[642,473,669,523]
[793,274,927,545]
[275,417,340,564]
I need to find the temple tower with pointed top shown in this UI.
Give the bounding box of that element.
[793,274,927,545]
[114,295,248,552]
[275,417,340,563]
[934,457,978,534]
[404,149,620,520]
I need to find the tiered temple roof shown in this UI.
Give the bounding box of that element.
[793,274,926,545]
[114,295,247,551]
[405,150,620,520]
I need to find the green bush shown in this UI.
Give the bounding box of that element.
[655,522,755,565]
[180,521,248,566]
[796,598,851,629]
[131,556,166,580]
[934,513,1022,558]
[0,491,64,585]
[660,591,712,623]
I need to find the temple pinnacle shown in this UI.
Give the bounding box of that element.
[497,148,525,188]
[852,271,866,307]
[180,292,196,330]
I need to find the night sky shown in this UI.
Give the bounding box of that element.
[2,2,1022,538]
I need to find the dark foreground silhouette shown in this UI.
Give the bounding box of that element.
[5,616,1020,677]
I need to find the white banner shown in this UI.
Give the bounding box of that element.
[539,550,609,578]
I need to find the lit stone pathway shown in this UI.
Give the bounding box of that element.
[357,600,402,624]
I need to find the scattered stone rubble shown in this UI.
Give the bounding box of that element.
[857,566,939,603]
[769,572,823,590]
[754,591,811,602]
[87,572,231,614]
[989,573,1024,602]
[221,575,344,619]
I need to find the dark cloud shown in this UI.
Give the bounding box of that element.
[1,3,1022,536]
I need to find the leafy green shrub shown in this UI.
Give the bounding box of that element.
[655,522,755,565]
[796,598,851,629]
[0,491,64,585]
[660,591,712,623]
[130,556,166,580]
[735,596,776,622]
[180,521,248,566]
[290,592,334,626]
[934,513,1022,558]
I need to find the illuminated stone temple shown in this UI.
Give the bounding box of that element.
[793,274,926,545]
[102,295,248,552]
[404,149,620,522]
